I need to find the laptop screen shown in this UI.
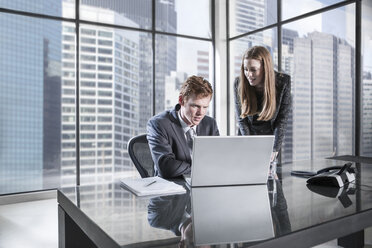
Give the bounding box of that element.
[190,135,274,187]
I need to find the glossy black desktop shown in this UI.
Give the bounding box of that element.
[58,159,372,247]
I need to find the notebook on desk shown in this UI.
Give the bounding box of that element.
[184,135,274,187]
[120,176,186,196]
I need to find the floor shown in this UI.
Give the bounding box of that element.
[0,198,370,248]
[0,199,58,248]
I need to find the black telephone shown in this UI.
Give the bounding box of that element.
[291,162,356,187]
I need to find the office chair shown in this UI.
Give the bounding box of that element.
[127,134,154,178]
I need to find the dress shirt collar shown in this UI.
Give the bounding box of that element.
[177,110,197,134]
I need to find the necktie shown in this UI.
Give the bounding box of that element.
[185,128,195,156]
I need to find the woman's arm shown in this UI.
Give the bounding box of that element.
[272,74,292,152]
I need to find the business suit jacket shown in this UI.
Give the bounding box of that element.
[147,104,220,179]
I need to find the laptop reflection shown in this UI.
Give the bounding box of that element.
[191,185,274,246]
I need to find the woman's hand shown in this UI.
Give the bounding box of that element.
[270,151,279,162]
[269,151,279,179]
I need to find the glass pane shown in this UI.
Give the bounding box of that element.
[281,5,355,162]
[61,22,77,188]
[155,35,214,116]
[0,14,74,194]
[229,28,278,135]
[282,0,343,21]
[80,0,152,30]
[0,0,74,18]
[78,25,152,184]
[229,0,277,38]
[362,1,372,156]
[156,0,211,38]
[230,28,278,80]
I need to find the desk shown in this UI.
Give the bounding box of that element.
[58,159,372,247]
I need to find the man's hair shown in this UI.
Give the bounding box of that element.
[179,75,213,101]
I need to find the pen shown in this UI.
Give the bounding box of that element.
[145,180,156,187]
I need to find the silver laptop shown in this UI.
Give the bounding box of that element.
[191,185,274,245]
[186,135,274,187]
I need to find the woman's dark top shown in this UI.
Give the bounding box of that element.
[233,72,291,152]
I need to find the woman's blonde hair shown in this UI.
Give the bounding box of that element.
[239,46,276,121]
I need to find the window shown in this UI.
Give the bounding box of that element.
[0,0,74,18]
[282,0,344,20]
[228,1,363,164]
[80,0,152,30]
[156,0,211,38]
[0,0,210,195]
[155,35,214,116]
[0,11,75,194]
[229,0,277,37]
[362,0,372,156]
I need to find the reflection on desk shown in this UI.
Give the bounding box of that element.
[307,183,356,208]
[269,179,292,237]
[147,179,291,247]
[192,185,274,246]
[147,188,191,236]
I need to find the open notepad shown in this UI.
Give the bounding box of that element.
[120,176,186,196]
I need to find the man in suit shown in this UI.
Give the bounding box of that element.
[147,75,220,179]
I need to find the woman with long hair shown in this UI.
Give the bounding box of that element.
[234,46,291,165]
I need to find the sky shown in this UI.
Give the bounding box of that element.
[175,0,211,75]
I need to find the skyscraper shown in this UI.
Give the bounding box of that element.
[61,3,140,185]
[60,1,180,185]
[197,50,210,80]
[292,37,312,160]
[230,0,265,43]
[336,40,354,155]
[362,74,372,155]
[0,2,62,193]
[80,0,177,132]
[291,31,354,161]
[280,28,297,163]
[230,0,267,81]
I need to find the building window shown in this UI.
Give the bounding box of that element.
[228,1,363,163]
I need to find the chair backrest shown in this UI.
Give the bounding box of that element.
[127,134,154,178]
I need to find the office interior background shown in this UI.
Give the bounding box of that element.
[0,0,372,247]
[0,0,371,220]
